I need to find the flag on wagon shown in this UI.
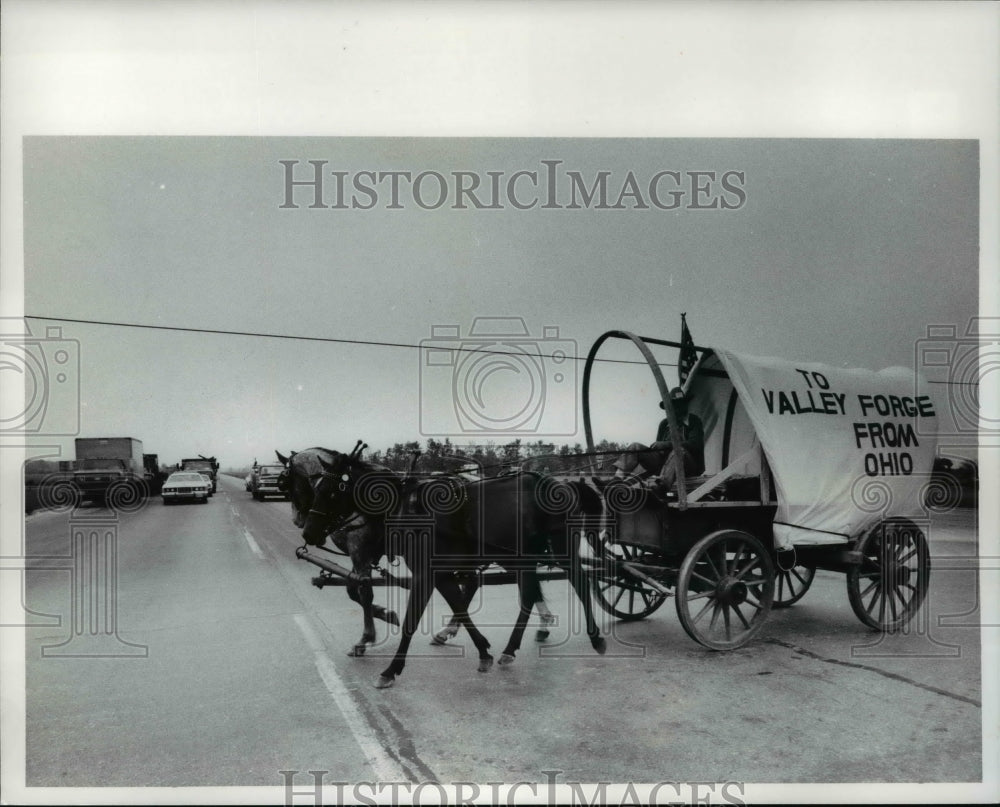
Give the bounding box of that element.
[678,312,697,386]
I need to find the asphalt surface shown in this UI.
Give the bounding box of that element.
[19,475,984,792]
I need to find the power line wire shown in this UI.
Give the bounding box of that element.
[23,314,980,384]
[24,314,678,368]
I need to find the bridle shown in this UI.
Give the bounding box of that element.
[306,469,355,523]
[303,439,368,523]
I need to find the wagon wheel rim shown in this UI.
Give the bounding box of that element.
[847,518,930,631]
[676,530,774,650]
[591,539,667,621]
[772,564,816,608]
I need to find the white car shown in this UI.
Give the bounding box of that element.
[161,472,210,505]
[195,472,215,496]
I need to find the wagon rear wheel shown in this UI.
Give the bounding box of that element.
[589,539,667,621]
[847,518,930,631]
[676,530,775,650]
[773,562,816,608]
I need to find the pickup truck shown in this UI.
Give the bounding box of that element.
[251,463,287,501]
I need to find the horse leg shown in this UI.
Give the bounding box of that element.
[375,568,433,689]
[430,573,479,645]
[535,596,556,643]
[433,572,493,673]
[346,576,377,657]
[567,559,607,655]
[499,570,542,666]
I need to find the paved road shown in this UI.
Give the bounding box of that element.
[20,475,983,791]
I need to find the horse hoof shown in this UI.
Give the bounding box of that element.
[497,653,515,667]
[374,675,395,689]
[593,637,607,655]
[430,630,456,646]
[535,629,550,643]
[477,655,494,673]
[385,611,400,627]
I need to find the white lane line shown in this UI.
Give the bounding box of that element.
[292,613,407,783]
[242,526,266,559]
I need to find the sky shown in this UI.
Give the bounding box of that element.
[17,136,980,468]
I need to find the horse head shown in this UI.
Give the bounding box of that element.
[300,441,368,546]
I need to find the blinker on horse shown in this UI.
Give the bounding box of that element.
[301,443,607,689]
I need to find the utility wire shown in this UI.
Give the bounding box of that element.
[23,314,980,384]
[24,314,679,368]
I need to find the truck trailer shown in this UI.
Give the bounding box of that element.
[73,437,146,504]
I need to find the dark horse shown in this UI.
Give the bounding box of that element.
[277,445,402,657]
[301,446,607,689]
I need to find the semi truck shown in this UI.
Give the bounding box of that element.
[73,437,147,504]
[180,455,219,494]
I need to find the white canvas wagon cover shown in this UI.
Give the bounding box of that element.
[689,349,939,550]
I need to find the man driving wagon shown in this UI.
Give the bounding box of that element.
[611,386,706,490]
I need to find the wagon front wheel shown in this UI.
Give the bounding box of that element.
[676,530,775,650]
[847,518,930,631]
[591,541,667,621]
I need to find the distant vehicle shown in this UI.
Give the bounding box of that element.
[73,437,146,504]
[143,453,167,495]
[180,455,219,493]
[194,472,215,497]
[161,472,210,505]
[251,463,287,501]
[926,454,978,508]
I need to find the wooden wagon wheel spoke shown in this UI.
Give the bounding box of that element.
[732,602,752,630]
[858,578,879,600]
[728,542,746,576]
[887,586,899,622]
[690,597,715,625]
[895,584,914,611]
[703,549,724,581]
[893,581,916,608]
[733,556,762,582]
[863,581,882,615]
[722,604,733,641]
[690,570,719,587]
[708,601,722,631]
